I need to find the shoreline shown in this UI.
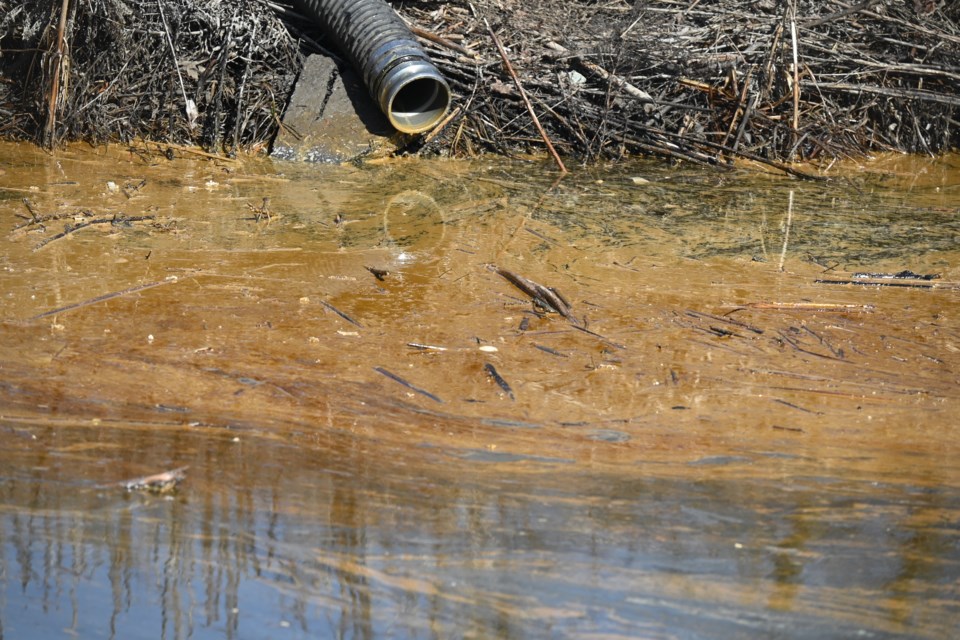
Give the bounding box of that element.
[0,0,956,164]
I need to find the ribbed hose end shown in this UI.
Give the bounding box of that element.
[294,0,452,134]
[378,59,450,134]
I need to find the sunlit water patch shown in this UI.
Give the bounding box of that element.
[2,143,958,638]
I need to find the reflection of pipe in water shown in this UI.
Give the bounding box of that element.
[294,0,451,134]
[382,190,446,258]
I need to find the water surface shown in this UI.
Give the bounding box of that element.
[1,143,958,638]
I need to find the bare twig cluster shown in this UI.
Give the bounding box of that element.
[0,0,956,163]
[0,0,299,153]
[407,0,958,164]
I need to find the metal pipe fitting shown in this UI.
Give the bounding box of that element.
[294,0,451,134]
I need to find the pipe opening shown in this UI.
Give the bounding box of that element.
[386,77,450,134]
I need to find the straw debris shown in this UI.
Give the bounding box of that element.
[0,0,956,163]
[0,0,299,153]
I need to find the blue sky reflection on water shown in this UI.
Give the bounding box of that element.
[2,438,958,639]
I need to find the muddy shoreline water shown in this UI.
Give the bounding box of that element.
[1,142,959,638]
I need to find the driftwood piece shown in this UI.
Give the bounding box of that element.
[119,466,189,494]
[491,266,579,325]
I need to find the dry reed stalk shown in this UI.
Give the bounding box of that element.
[484,18,567,173]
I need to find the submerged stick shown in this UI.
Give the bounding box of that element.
[318,299,362,327]
[688,309,764,334]
[533,343,568,357]
[491,266,578,324]
[570,324,626,350]
[26,276,178,322]
[484,363,515,400]
[777,329,844,361]
[498,172,566,259]
[374,367,443,403]
[739,302,875,312]
[33,214,156,251]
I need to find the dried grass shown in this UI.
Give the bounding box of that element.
[0,0,956,162]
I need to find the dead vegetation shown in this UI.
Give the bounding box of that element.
[0,0,957,164]
[0,0,299,153]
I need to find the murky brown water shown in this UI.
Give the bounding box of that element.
[1,142,959,639]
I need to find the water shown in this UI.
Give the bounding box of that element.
[1,142,958,639]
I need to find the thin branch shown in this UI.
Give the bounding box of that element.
[484,18,567,173]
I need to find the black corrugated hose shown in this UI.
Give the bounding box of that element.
[294,0,451,134]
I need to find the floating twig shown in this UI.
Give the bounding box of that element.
[245,197,272,222]
[814,278,955,290]
[374,367,443,403]
[491,266,578,325]
[407,342,448,352]
[122,179,147,198]
[365,266,389,281]
[21,198,41,222]
[523,227,558,246]
[852,270,940,281]
[772,425,805,433]
[739,302,875,312]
